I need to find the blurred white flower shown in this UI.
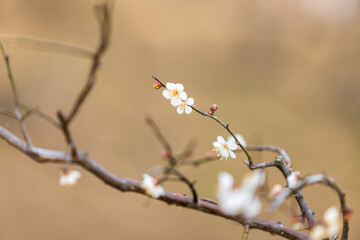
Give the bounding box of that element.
[324,206,340,236]
[162,82,187,107]
[177,98,194,114]
[217,170,264,217]
[287,171,301,189]
[142,174,165,198]
[60,169,81,187]
[310,206,341,239]
[213,136,237,160]
[269,184,283,198]
[227,134,246,147]
[310,225,327,240]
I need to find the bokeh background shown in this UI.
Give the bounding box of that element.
[0,0,359,239]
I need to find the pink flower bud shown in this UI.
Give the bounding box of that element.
[210,104,218,112]
[161,149,170,159]
[208,110,214,115]
[153,81,162,89]
[344,209,353,221]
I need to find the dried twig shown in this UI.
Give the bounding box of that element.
[0,40,32,148]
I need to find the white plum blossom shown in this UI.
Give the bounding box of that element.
[177,97,194,114]
[310,225,327,240]
[59,169,81,187]
[287,171,301,189]
[217,170,264,217]
[162,82,187,107]
[310,206,341,239]
[227,134,247,148]
[213,136,237,160]
[324,206,340,236]
[142,174,165,198]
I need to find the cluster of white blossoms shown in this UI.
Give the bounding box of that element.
[310,206,341,240]
[162,82,194,114]
[217,170,264,217]
[213,134,246,160]
[59,169,81,187]
[142,174,165,198]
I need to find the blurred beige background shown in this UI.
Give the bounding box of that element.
[0,0,359,239]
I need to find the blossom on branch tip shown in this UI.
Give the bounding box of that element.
[287,171,301,189]
[162,82,187,107]
[213,136,237,160]
[177,98,194,114]
[59,169,81,187]
[227,134,247,148]
[142,174,165,198]
[217,170,264,217]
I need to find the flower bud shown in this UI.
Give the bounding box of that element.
[153,81,162,89]
[161,149,170,159]
[344,209,353,221]
[210,104,218,112]
[208,110,214,115]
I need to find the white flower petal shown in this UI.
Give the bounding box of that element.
[229,151,236,159]
[179,91,187,100]
[177,106,184,114]
[242,196,261,217]
[227,141,238,151]
[218,172,234,194]
[242,170,265,193]
[171,97,181,106]
[217,136,225,144]
[166,82,174,89]
[187,98,194,105]
[162,90,171,99]
[213,141,221,148]
[221,149,229,158]
[185,106,192,114]
[324,206,340,226]
[227,134,247,147]
[175,83,184,92]
[310,226,327,240]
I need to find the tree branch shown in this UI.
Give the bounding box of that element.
[0,125,309,240]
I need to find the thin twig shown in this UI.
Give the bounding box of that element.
[145,114,173,159]
[242,225,250,240]
[19,105,61,129]
[0,34,93,58]
[0,108,16,119]
[152,76,253,165]
[63,2,111,125]
[169,168,198,204]
[0,40,32,147]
